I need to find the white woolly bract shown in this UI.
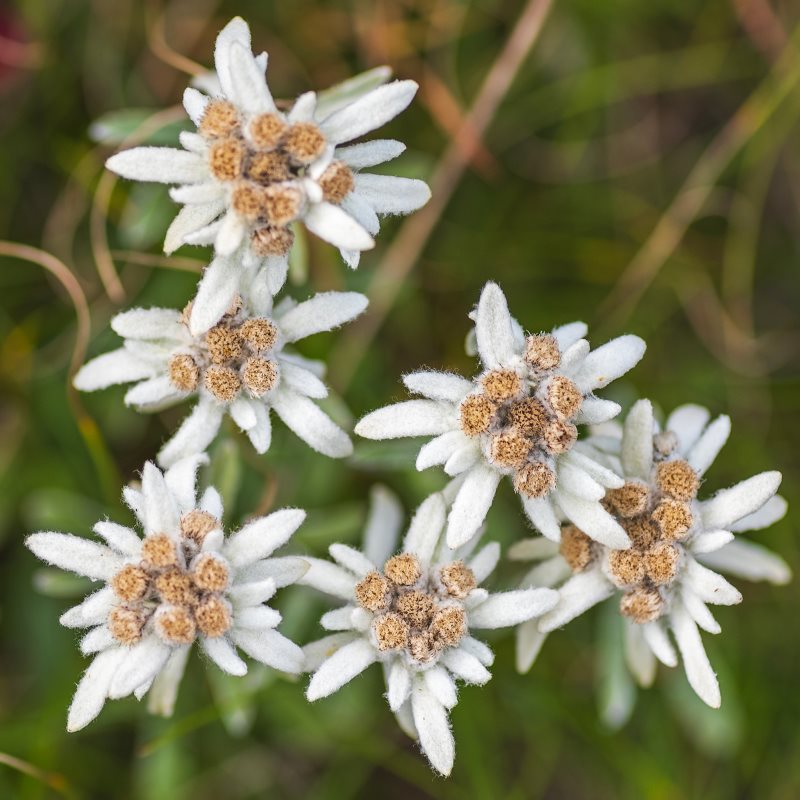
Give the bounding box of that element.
[26,456,307,731]
[74,284,366,466]
[517,399,788,710]
[303,487,557,774]
[103,16,429,308]
[356,282,645,550]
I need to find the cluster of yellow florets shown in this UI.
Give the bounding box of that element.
[354,553,475,663]
[168,302,280,403]
[107,512,232,646]
[561,434,701,624]
[199,99,355,255]
[458,334,584,499]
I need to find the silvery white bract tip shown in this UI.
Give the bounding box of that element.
[513,399,789,709]
[104,16,430,306]
[355,281,646,551]
[73,284,367,466]
[25,456,308,731]
[300,487,557,775]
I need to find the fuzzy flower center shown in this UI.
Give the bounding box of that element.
[199,100,354,256]
[107,512,232,646]
[354,553,476,665]
[458,334,582,499]
[561,434,701,624]
[169,298,280,403]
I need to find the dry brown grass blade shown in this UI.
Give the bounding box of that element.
[254,474,279,517]
[145,0,209,77]
[721,151,778,336]
[419,66,499,178]
[677,270,798,375]
[330,0,554,389]
[91,105,187,303]
[733,0,787,62]
[43,147,104,269]
[598,27,800,329]
[111,249,204,273]
[0,751,71,796]
[0,242,90,377]
[0,241,121,498]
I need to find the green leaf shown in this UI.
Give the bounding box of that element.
[205,667,271,738]
[597,599,636,729]
[89,109,186,146]
[299,502,363,548]
[666,656,744,757]
[314,66,392,119]
[288,223,309,285]
[208,437,243,516]
[133,735,189,800]
[350,439,423,471]
[119,183,175,250]
[21,488,105,533]
[32,569,92,599]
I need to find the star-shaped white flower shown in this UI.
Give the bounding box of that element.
[355,282,646,550]
[511,399,789,708]
[105,17,430,334]
[299,486,558,775]
[74,281,366,467]
[26,456,308,731]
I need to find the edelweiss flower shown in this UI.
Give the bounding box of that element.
[511,399,789,707]
[105,17,430,334]
[355,282,646,550]
[26,456,308,730]
[74,282,366,467]
[300,487,558,775]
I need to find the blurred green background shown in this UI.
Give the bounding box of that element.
[0,0,798,797]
